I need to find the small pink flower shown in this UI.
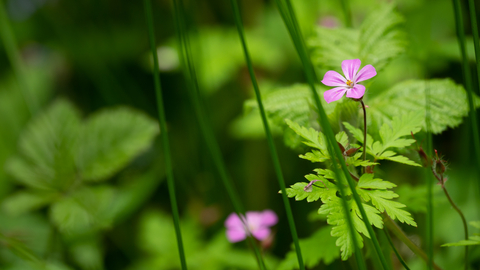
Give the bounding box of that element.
[224,210,278,243]
[321,59,377,103]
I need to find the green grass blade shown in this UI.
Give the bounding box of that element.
[274,1,391,269]
[0,1,36,114]
[467,0,480,197]
[143,1,188,269]
[169,0,266,268]
[229,1,305,269]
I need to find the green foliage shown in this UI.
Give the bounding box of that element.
[309,3,406,71]
[277,226,340,269]
[3,99,159,234]
[368,79,480,134]
[343,111,423,166]
[284,172,415,260]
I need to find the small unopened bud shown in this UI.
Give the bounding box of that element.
[411,132,429,167]
[337,142,346,153]
[434,149,446,176]
[344,147,360,157]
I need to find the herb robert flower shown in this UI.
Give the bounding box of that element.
[321,59,377,103]
[224,210,278,243]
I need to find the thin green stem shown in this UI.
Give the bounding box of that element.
[442,186,469,270]
[451,0,480,193]
[143,1,187,269]
[229,1,304,269]
[360,100,367,174]
[384,215,443,270]
[170,0,266,268]
[466,0,480,203]
[0,1,36,114]
[382,229,410,270]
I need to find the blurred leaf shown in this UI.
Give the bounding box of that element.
[2,191,58,216]
[68,235,104,270]
[368,79,480,134]
[5,99,81,191]
[278,226,340,270]
[77,107,159,182]
[441,236,480,247]
[49,186,116,234]
[310,3,406,71]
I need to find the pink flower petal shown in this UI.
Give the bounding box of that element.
[260,210,278,226]
[355,65,376,82]
[342,59,361,81]
[321,70,347,87]
[251,227,271,241]
[225,213,243,228]
[323,87,347,103]
[346,84,365,99]
[226,226,247,242]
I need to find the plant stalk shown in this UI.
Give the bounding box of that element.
[144,1,188,269]
[382,229,410,270]
[360,100,367,174]
[384,215,443,270]
[442,185,469,270]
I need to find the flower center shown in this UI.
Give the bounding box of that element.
[346,80,354,88]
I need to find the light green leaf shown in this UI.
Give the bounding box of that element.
[299,150,329,163]
[357,174,396,190]
[50,186,116,233]
[378,111,423,153]
[470,221,480,229]
[368,79,480,134]
[285,119,325,150]
[2,191,58,216]
[5,99,81,191]
[284,175,336,203]
[381,155,421,167]
[335,131,349,148]
[77,107,159,182]
[442,236,480,247]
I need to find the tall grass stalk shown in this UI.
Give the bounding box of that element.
[274,1,389,269]
[467,0,480,196]
[169,0,266,268]
[143,1,188,269]
[382,229,410,270]
[0,1,36,114]
[339,0,352,27]
[229,1,305,269]
[452,0,480,188]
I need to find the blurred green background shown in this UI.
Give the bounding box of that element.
[0,0,479,269]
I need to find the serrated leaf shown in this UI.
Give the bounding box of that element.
[299,150,329,163]
[381,155,421,167]
[77,107,159,182]
[378,111,423,153]
[357,174,396,190]
[309,3,406,71]
[277,226,339,270]
[368,79,480,134]
[335,131,349,148]
[357,189,417,226]
[284,176,336,203]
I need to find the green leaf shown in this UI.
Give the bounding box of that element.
[285,119,325,150]
[378,111,423,152]
[5,99,81,191]
[309,3,406,71]
[77,107,159,182]
[2,191,58,216]
[442,236,480,247]
[319,199,364,261]
[284,175,336,203]
[357,189,416,226]
[49,186,116,233]
[368,79,480,134]
[335,131,349,148]
[356,174,396,190]
[470,221,480,230]
[277,226,340,270]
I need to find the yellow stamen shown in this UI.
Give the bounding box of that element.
[346,80,353,87]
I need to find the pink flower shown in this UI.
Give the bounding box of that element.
[224,210,278,243]
[321,59,377,103]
